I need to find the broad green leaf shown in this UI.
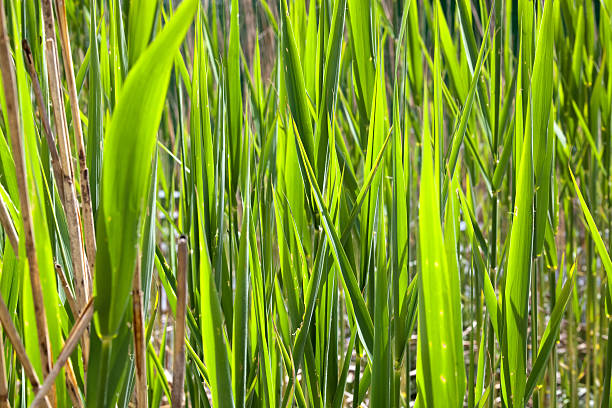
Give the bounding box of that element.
[93,0,197,339]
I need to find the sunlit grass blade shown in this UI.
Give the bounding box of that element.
[416,95,465,407]
[502,88,534,408]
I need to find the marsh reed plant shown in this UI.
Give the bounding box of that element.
[0,0,610,406]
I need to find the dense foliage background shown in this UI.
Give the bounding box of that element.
[0,0,610,406]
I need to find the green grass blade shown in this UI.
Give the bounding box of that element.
[570,168,612,301]
[416,104,466,407]
[502,90,535,408]
[226,0,242,195]
[232,133,251,408]
[93,0,197,338]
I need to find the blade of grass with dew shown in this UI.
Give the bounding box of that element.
[416,104,466,407]
[444,173,467,395]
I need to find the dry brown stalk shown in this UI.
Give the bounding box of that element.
[40,0,90,320]
[132,258,147,407]
[55,263,78,318]
[171,236,189,408]
[30,297,94,408]
[0,2,56,405]
[56,0,97,278]
[21,40,66,205]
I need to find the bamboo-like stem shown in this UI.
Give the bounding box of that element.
[0,328,10,408]
[30,297,94,408]
[40,0,90,317]
[56,0,97,277]
[132,258,147,407]
[21,40,65,205]
[0,194,18,254]
[55,263,78,318]
[171,236,188,408]
[0,3,56,405]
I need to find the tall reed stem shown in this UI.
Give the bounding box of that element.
[0,2,55,404]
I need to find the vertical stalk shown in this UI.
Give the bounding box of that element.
[172,237,189,407]
[21,40,65,206]
[602,314,612,408]
[531,258,539,407]
[489,1,501,404]
[487,193,498,408]
[585,151,596,407]
[132,257,147,407]
[40,0,90,318]
[0,2,56,405]
[604,153,612,408]
[55,0,97,276]
[468,260,476,408]
[352,342,360,408]
[26,20,92,370]
[567,200,578,408]
[549,262,557,406]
